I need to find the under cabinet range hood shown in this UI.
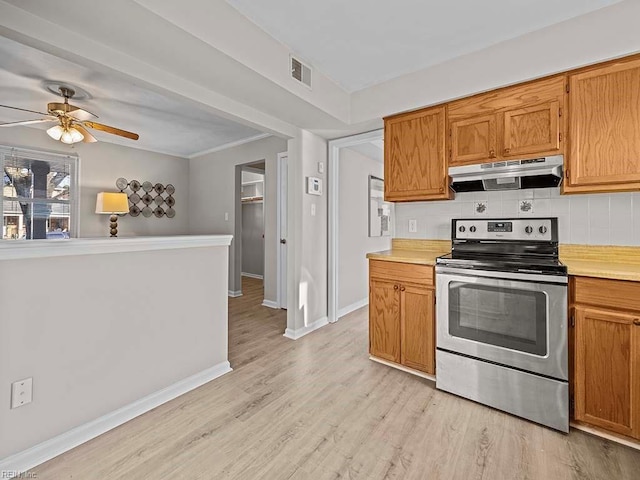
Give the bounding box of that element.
[449,155,563,192]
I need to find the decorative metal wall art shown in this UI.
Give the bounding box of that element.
[116,177,176,218]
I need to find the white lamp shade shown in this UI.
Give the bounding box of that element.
[47,125,64,141]
[60,127,84,145]
[96,192,129,214]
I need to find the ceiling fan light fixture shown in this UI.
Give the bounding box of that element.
[47,124,64,141]
[60,126,84,145]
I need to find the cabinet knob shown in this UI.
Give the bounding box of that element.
[633,319,640,326]
[439,187,444,193]
[394,285,399,290]
[489,149,496,158]
[400,286,406,292]
[504,148,511,154]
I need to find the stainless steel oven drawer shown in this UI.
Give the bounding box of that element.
[436,349,569,432]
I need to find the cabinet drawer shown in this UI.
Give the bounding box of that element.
[573,276,640,312]
[369,259,434,286]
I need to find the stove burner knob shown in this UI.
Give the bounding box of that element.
[458,226,466,233]
[539,225,548,234]
[525,225,533,234]
[469,226,477,233]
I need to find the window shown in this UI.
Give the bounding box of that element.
[1,146,79,240]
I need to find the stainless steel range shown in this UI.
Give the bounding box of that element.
[435,217,569,432]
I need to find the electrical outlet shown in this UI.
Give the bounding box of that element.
[408,219,417,233]
[224,212,229,221]
[11,378,33,409]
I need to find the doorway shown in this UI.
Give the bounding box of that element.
[328,129,388,323]
[240,165,265,282]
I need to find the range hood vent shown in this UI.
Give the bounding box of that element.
[449,155,563,192]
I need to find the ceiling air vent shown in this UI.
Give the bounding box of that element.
[291,56,312,89]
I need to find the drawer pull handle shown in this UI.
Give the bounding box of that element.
[634,319,640,326]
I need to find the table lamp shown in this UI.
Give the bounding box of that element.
[96,192,129,237]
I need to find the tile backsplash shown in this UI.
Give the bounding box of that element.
[394,188,640,245]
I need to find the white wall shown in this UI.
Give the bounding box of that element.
[394,188,640,246]
[188,135,288,301]
[351,0,640,124]
[0,126,190,237]
[0,244,229,459]
[338,148,390,314]
[283,131,328,334]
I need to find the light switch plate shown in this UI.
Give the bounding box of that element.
[311,203,316,216]
[317,162,324,174]
[11,378,33,409]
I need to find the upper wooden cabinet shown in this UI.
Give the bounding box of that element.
[503,100,560,158]
[565,57,640,193]
[450,114,497,164]
[448,76,566,166]
[384,106,450,202]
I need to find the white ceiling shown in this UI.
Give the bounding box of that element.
[0,35,265,157]
[227,0,623,92]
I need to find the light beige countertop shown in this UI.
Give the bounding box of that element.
[368,240,640,282]
[366,239,450,266]
[560,245,640,282]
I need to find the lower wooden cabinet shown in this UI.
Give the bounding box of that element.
[400,286,435,372]
[571,276,640,440]
[369,260,435,375]
[369,278,401,363]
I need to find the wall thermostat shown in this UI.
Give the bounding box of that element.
[307,176,323,196]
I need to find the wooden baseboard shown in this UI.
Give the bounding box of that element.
[570,421,640,451]
[369,356,435,382]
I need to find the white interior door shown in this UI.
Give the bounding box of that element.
[277,153,288,309]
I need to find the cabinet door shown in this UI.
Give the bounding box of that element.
[384,106,449,201]
[369,278,401,363]
[567,58,640,191]
[400,285,435,374]
[503,101,560,157]
[450,114,497,166]
[574,307,640,438]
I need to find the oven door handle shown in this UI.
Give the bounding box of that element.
[435,266,568,284]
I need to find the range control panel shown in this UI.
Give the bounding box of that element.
[454,218,554,241]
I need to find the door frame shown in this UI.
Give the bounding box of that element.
[328,129,384,324]
[276,151,288,309]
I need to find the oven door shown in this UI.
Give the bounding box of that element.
[436,266,568,380]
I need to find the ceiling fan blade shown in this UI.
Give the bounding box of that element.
[0,118,57,127]
[67,104,98,121]
[73,124,97,143]
[83,121,139,140]
[0,104,51,117]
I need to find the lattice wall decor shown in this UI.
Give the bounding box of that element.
[116,177,176,218]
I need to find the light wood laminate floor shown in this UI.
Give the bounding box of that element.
[33,277,640,479]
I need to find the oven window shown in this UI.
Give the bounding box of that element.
[448,282,547,356]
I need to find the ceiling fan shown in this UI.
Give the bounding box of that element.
[0,86,139,145]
